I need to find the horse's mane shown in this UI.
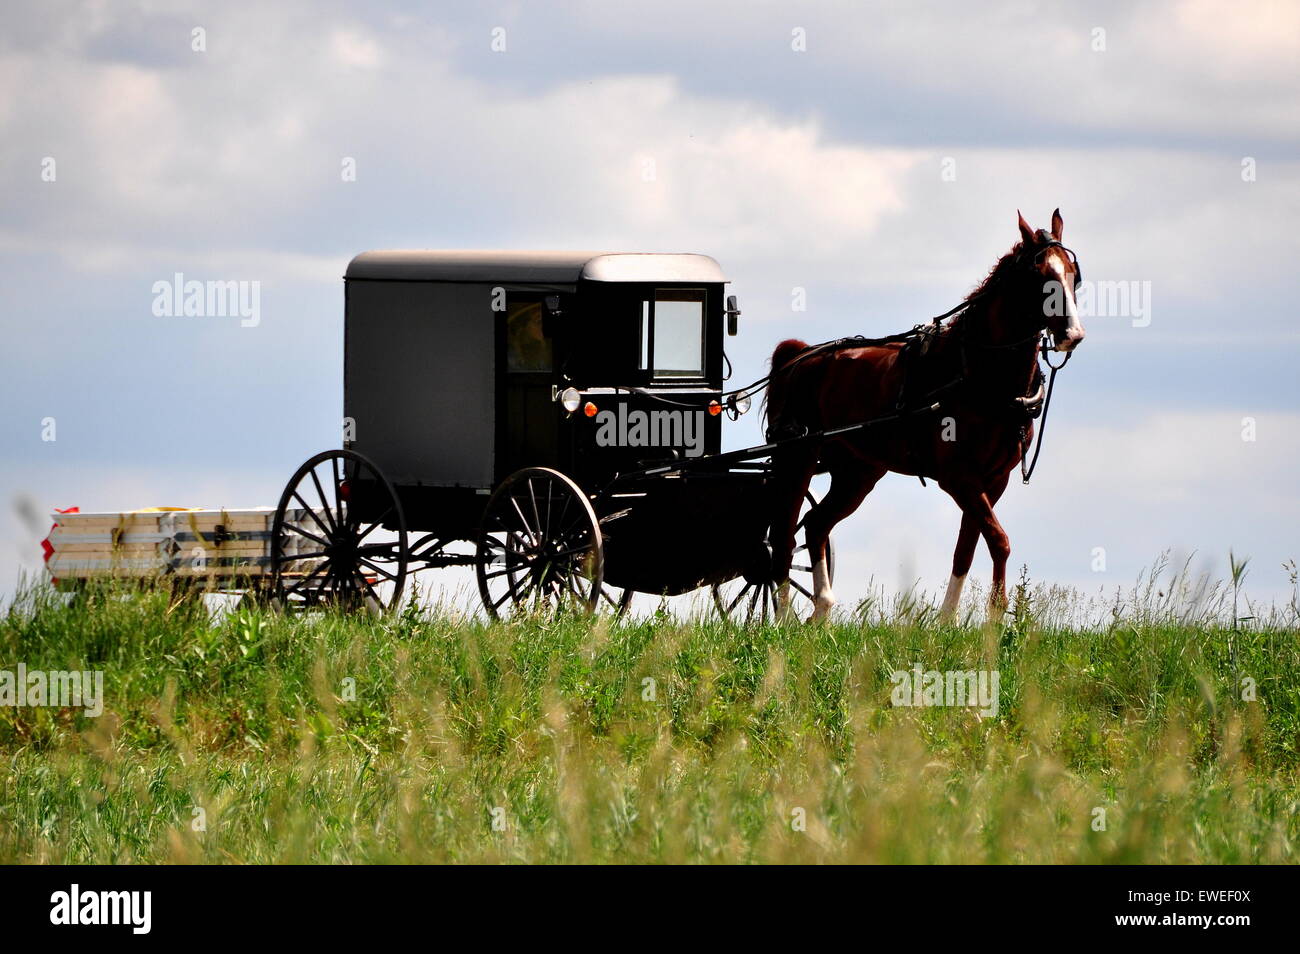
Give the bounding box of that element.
[941,241,1027,336]
[962,241,1025,305]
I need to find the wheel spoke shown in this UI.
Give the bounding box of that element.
[492,571,533,610]
[554,492,573,538]
[286,560,330,596]
[281,549,329,561]
[563,576,587,604]
[509,496,537,546]
[537,479,552,544]
[548,542,594,563]
[358,557,400,583]
[483,556,537,580]
[726,583,752,615]
[352,569,381,606]
[292,491,336,539]
[333,457,357,531]
[308,467,338,534]
[282,522,331,549]
[789,578,814,600]
[355,505,394,544]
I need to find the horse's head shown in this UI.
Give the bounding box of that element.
[1016,209,1085,353]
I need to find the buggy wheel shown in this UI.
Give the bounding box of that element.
[711,491,833,624]
[477,467,604,620]
[270,449,408,614]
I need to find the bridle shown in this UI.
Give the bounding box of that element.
[1012,231,1082,482]
[1021,229,1083,289]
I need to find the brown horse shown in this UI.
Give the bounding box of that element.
[766,210,1085,622]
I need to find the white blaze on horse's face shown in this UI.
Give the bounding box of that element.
[1045,248,1085,352]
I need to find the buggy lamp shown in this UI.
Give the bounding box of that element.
[558,387,582,413]
[583,402,599,418]
[726,392,752,417]
[708,401,722,416]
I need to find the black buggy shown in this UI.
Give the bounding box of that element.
[269,250,832,621]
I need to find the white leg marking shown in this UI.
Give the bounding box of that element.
[939,573,966,620]
[809,553,836,621]
[775,580,793,622]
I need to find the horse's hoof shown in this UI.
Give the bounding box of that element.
[807,600,834,624]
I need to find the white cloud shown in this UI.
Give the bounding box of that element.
[1,0,1297,613]
[329,26,382,70]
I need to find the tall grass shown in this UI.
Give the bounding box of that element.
[0,568,1297,864]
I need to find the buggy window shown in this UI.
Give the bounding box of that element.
[638,289,705,379]
[506,301,552,372]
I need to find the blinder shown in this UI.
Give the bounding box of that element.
[1026,229,1082,289]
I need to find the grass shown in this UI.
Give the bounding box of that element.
[0,569,1298,864]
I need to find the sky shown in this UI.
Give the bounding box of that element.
[1,0,1298,616]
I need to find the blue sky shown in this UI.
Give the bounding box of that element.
[2,0,1298,613]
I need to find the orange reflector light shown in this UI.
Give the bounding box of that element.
[583,402,598,417]
[708,401,722,416]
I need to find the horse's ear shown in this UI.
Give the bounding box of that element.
[1017,211,1035,246]
[1051,208,1064,241]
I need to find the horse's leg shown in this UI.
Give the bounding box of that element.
[939,479,1012,621]
[982,472,1013,616]
[802,461,886,621]
[939,512,980,621]
[768,448,819,622]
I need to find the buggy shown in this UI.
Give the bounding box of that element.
[269,249,832,621]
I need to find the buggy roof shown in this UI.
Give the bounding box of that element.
[345,250,726,284]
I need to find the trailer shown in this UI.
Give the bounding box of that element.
[43,507,319,593]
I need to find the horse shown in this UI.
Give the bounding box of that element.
[765,209,1085,622]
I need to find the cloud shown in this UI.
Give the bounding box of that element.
[0,0,1297,612]
[438,0,1300,150]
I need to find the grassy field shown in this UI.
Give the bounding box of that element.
[1,570,1298,864]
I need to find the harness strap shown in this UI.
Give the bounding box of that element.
[1020,340,1071,483]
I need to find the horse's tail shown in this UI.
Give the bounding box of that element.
[764,338,809,439]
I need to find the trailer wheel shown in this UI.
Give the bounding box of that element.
[711,491,833,624]
[270,449,409,614]
[477,467,604,620]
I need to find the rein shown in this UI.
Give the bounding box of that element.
[1019,335,1072,484]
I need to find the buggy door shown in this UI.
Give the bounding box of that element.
[499,295,559,475]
